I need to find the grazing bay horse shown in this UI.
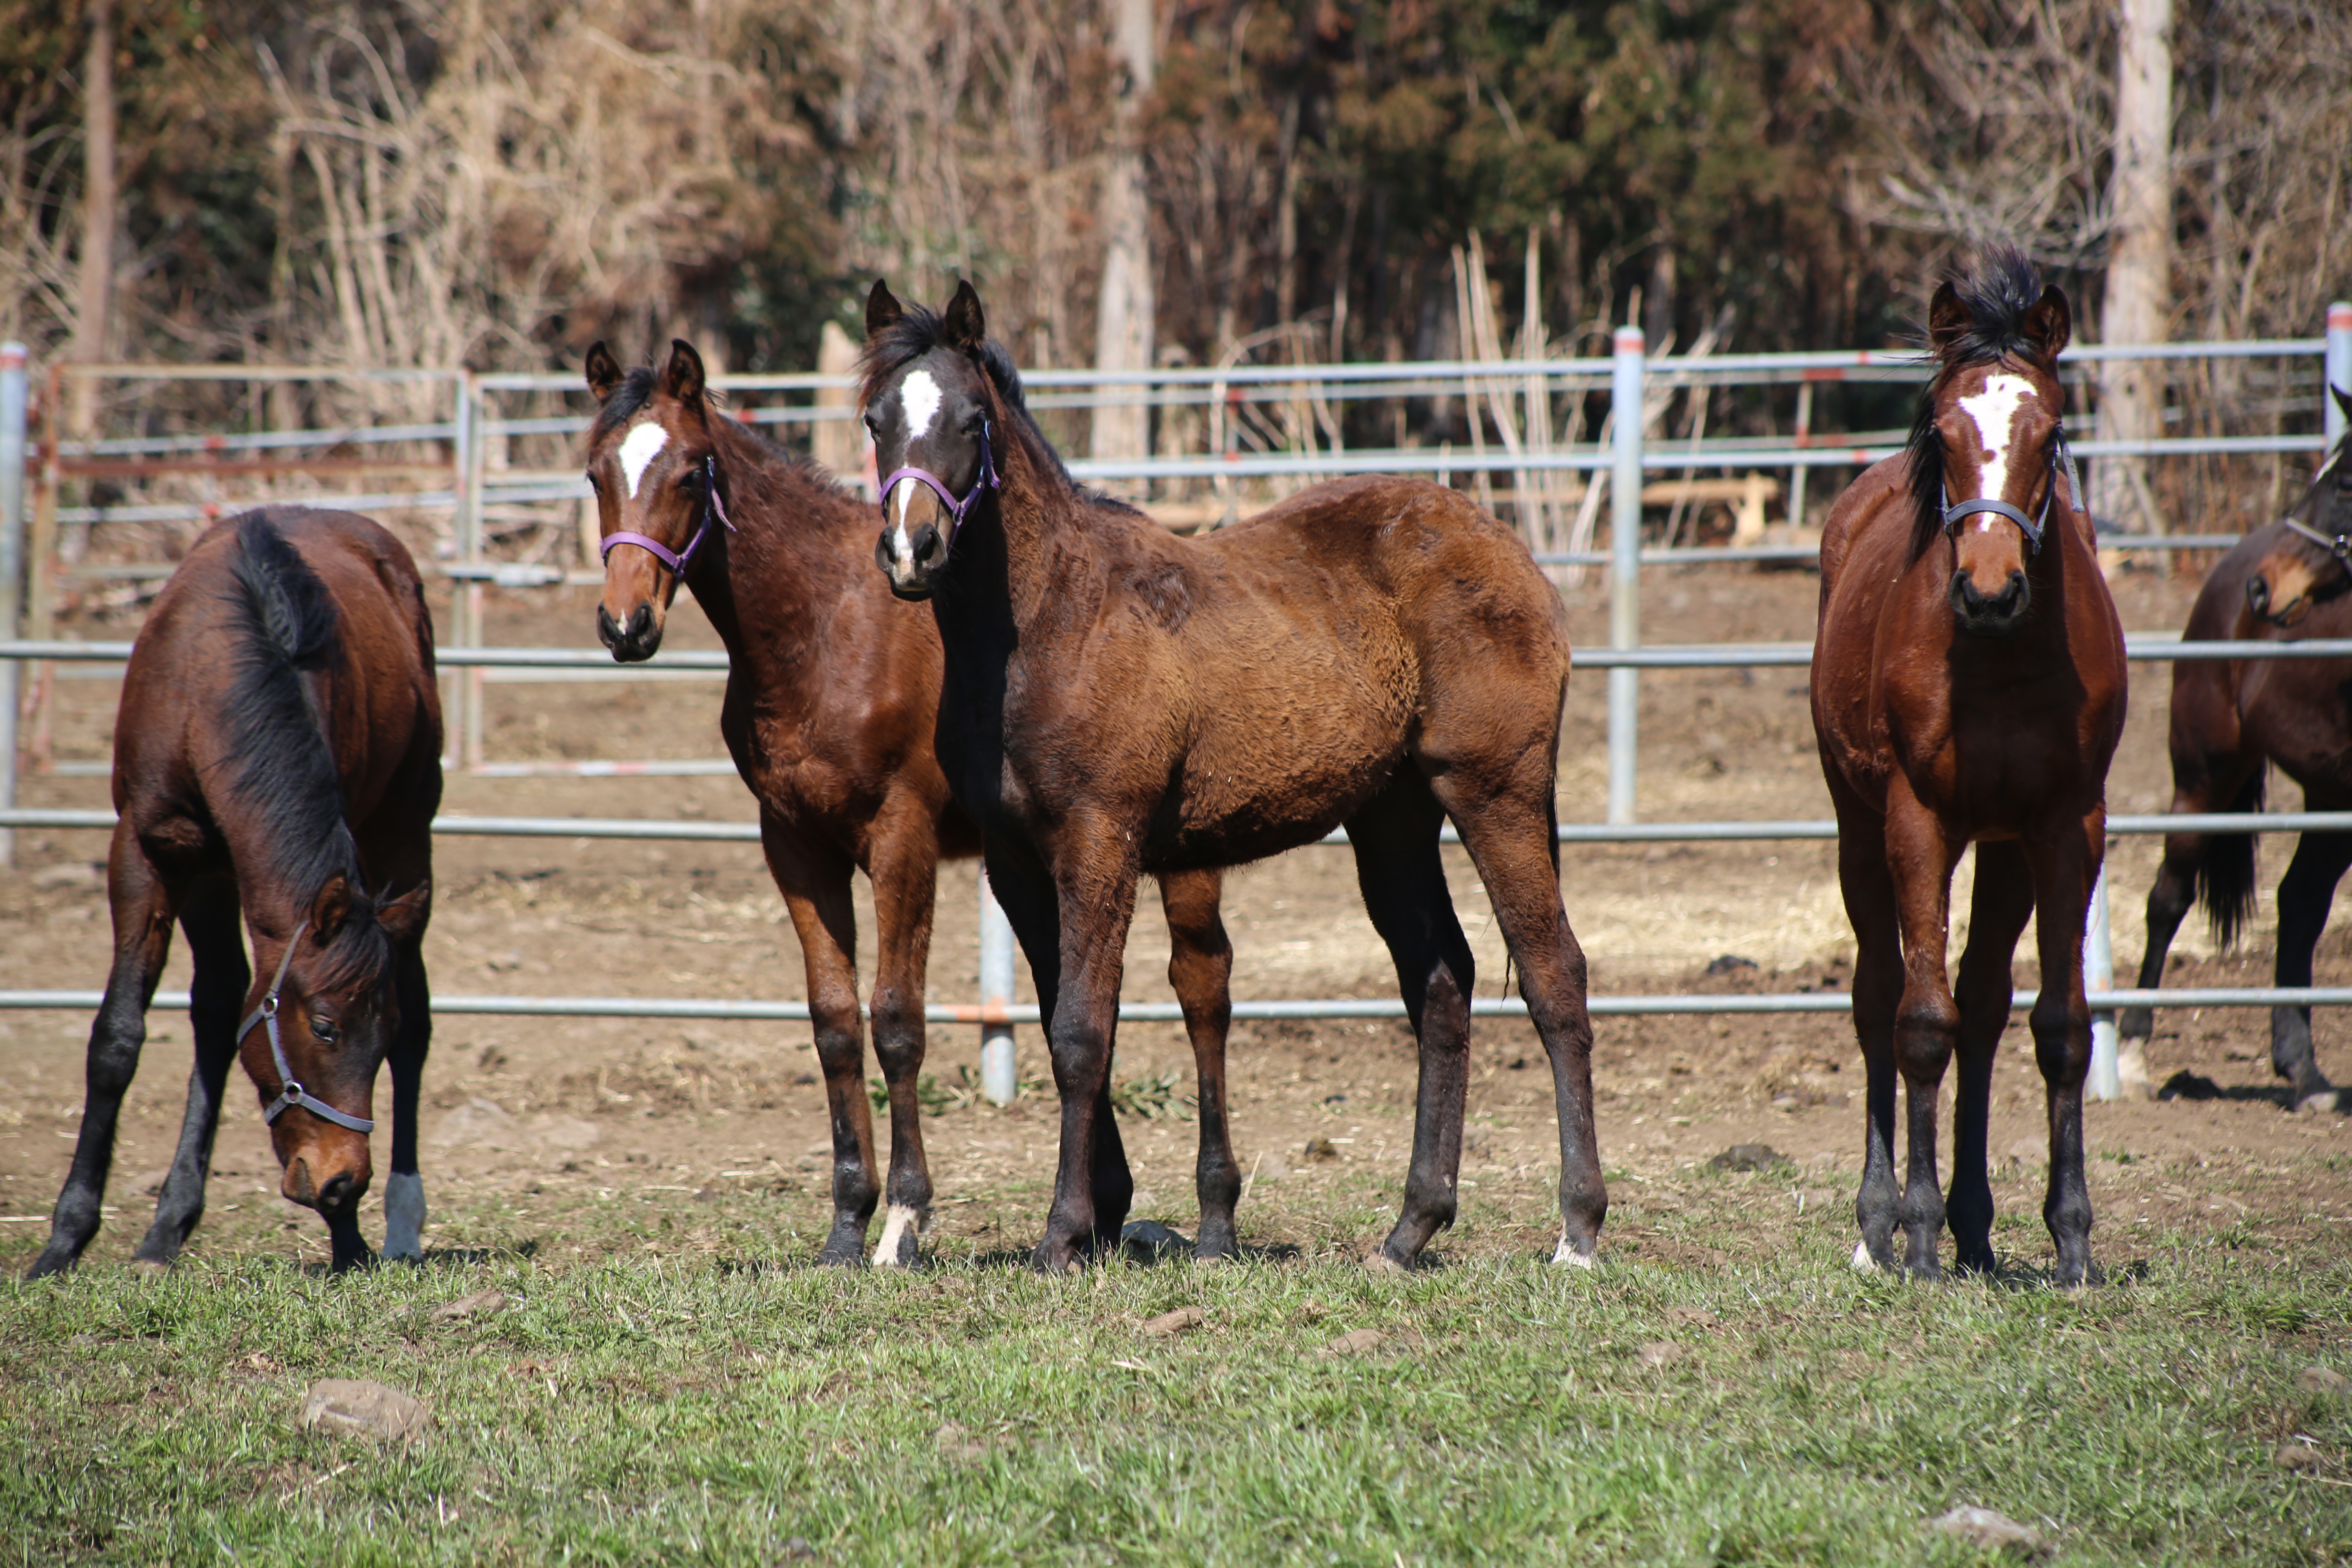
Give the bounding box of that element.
[862,281,1601,1273]
[29,507,437,1278]
[585,341,1238,1263]
[1812,251,2126,1285]
[2120,386,2352,1111]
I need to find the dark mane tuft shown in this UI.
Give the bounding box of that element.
[218,510,392,994]
[1902,247,2051,559]
[855,300,1141,515]
[589,366,659,445]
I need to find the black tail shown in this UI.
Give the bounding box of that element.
[2198,768,2265,947]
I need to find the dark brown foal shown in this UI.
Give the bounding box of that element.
[1812,251,2127,1286]
[31,507,437,1278]
[585,341,1241,1263]
[2123,385,2352,1111]
[861,282,1601,1274]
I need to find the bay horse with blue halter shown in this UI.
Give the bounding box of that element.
[2119,385,2352,1112]
[862,280,1602,1274]
[29,507,437,1278]
[1812,249,2127,1285]
[584,340,1241,1263]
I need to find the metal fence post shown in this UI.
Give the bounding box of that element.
[979,868,1018,1105]
[2085,864,2119,1101]
[0,344,25,868]
[2328,302,2351,454]
[1607,326,1645,825]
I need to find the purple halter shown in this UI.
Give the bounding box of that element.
[600,454,735,577]
[878,419,1000,541]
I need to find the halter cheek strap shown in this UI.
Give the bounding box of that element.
[600,454,737,577]
[238,920,376,1135]
[2281,514,2352,561]
[1941,429,2082,557]
[878,420,1001,543]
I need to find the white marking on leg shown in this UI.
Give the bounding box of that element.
[1956,373,2036,503]
[1851,1238,1877,1274]
[1552,1229,1596,1269]
[619,420,669,499]
[873,1202,921,1267]
[384,1171,426,1260]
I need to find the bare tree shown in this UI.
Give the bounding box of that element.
[2096,0,2174,533]
[1089,0,1154,462]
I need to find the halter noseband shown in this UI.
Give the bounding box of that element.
[1940,428,2081,557]
[878,419,1001,542]
[599,454,736,577]
[238,920,375,1135]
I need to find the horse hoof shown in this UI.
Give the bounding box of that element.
[871,1204,925,1268]
[1029,1243,1084,1275]
[129,1257,172,1277]
[2296,1090,2344,1116]
[1550,1236,1597,1270]
[1363,1248,1410,1276]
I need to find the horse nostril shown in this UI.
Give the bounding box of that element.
[597,604,620,648]
[627,604,652,642]
[913,524,943,566]
[318,1171,357,1212]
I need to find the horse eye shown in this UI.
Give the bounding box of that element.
[311,1017,339,1043]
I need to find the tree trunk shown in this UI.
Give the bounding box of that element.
[2097,0,2174,534]
[1089,0,1156,465]
[69,0,115,445]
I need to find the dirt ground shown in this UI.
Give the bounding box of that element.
[4,558,2349,1269]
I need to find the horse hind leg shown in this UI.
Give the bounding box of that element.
[1348,774,1474,1270]
[2270,827,2352,1109]
[30,825,179,1280]
[765,827,880,1265]
[131,878,248,1270]
[1947,844,2034,1276]
[1159,868,1238,1261]
[1829,775,1903,1274]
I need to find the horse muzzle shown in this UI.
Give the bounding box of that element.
[598,601,664,662]
[875,522,947,601]
[2247,571,2312,628]
[1949,567,2030,637]
[281,1142,372,1216]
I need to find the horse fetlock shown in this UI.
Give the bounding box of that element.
[383,1170,426,1261]
[872,1203,927,1267]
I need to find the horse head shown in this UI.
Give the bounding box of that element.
[585,339,729,661]
[2248,385,2352,628]
[860,278,1001,601]
[242,875,430,1224]
[1917,261,2075,638]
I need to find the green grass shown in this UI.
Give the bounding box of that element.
[3,1181,2350,1566]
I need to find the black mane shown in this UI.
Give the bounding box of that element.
[856,300,1139,515]
[1903,247,2052,559]
[218,509,390,993]
[589,361,840,486]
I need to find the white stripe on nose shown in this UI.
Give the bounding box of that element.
[1956,374,2035,505]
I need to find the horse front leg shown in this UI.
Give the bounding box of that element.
[1828,774,1904,1274]
[865,800,944,1267]
[1883,788,1962,1280]
[132,878,248,1269]
[1027,824,1140,1273]
[2269,827,2352,1110]
[1948,843,2035,1276]
[382,933,432,1262]
[764,823,878,1265]
[2028,812,2103,1287]
[1158,869,1238,1261]
[2122,827,2203,1045]
[31,824,180,1279]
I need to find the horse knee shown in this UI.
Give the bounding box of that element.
[2030,1003,2088,1082]
[1893,998,1958,1072]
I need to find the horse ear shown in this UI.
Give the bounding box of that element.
[2022,283,2072,363]
[584,341,622,405]
[1927,281,1967,359]
[662,339,707,405]
[377,881,430,944]
[865,278,904,342]
[944,279,987,352]
[308,875,352,944]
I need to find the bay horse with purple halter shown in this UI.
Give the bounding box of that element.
[1812,249,2127,1285]
[2120,386,2352,1112]
[29,507,437,1278]
[862,280,1603,1274]
[584,340,1241,1263]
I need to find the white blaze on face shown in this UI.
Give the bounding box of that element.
[886,369,947,562]
[619,419,669,500]
[1956,373,2037,522]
